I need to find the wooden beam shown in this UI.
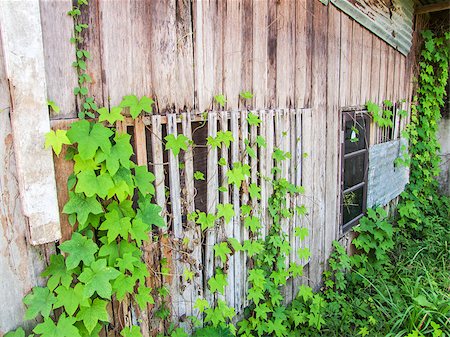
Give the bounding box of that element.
[415,2,450,14]
[0,0,61,245]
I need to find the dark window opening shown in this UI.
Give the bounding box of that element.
[341,110,370,232]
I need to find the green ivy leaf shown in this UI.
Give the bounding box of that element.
[208,269,228,295]
[54,283,88,316]
[99,210,132,243]
[45,130,71,156]
[23,286,57,320]
[113,274,136,301]
[75,170,114,199]
[196,212,216,231]
[297,247,311,260]
[244,216,261,233]
[248,183,261,200]
[256,135,266,148]
[194,171,205,180]
[41,254,73,291]
[135,285,155,310]
[214,242,232,264]
[247,112,261,126]
[76,298,109,334]
[206,135,221,149]
[59,232,99,270]
[47,100,60,114]
[105,133,134,176]
[33,314,81,337]
[97,106,124,124]
[171,328,188,337]
[165,134,189,157]
[120,326,143,337]
[214,94,226,107]
[216,130,234,148]
[240,91,254,100]
[294,227,309,240]
[66,120,113,160]
[134,165,155,196]
[194,298,210,313]
[136,201,166,229]
[78,259,121,299]
[216,203,234,223]
[129,218,150,247]
[120,95,154,119]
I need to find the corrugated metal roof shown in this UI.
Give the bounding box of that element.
[330,0,414,55]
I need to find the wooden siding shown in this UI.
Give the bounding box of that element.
[0,0,420,334]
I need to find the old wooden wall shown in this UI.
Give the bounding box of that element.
[1,0,419,335]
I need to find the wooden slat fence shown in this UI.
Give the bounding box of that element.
[52,109,312,333]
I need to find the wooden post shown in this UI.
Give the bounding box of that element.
[0,0,61,245]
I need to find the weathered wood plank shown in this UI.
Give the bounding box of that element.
[259,110,268,240]
[339,12,352,107]
[295,0,313,108]
[266,1,277,108]
[252,1,268,109]
[218,110,235,309]
[205,112,218,305]
[324,6,341,267]
[181,112,203,325]
[230,110,242,312]
[193,0,223,112]
[0,0,61,245]
[369,37,381,103]
[239,110,249,309]
[0,32,51,330]
[241,0,253,109]
[379,41,388,102]
[39,0,78,119]
[386,46,395,102]
[309,1,327,289]
[360,27,372,103]
[276,0,295,108]
[223,0,242,109]
[350,21,363,106]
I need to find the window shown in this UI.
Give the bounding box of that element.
[341,110,370,232]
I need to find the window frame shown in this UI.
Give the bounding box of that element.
[340,109,370,233]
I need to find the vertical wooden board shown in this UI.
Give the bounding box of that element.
[80,0,105,108]
[393,51,401,102]
[230,110,242,312]
[266,1,277,108]
[151,115,166,221]
[205,112,218,305]
[309,1,327,289]
[181,112,203,324]
[324,6,341,267]
[174,0,195,111]
[350,21,362,106]
[386,46,395,102]
[166,114,185,325]
[149,0,177,112]
[369,37,381,103]
[149,115,165,335]
[300,108,313,272]
[295,0,313,108]
[0,0,61,245]
[378,41,388,103]
[193,0,223,112]
[265,110,275,223]
[276,0,295,108]
[219,111,235,309]
[39,0,78,119]
[99,0,132,107]
[132,117,152,337]
[258,110,268,240]
[252,1,268,109]
[398,55,407,101]
[360,28,372,104]
[50,120,75,243]
[249,113,258,211]
[223,0,242,109]
[289,109,297,286]
[240,110,249,309]
[241,0,253,108]
[339,12,352,107]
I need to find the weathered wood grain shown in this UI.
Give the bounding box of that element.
[309,1,327,289]
[370,37,381,103]
[324,5,341,268]
[252,1,268,109]
[360,27,372,103]
[40,0,78,119]
[350,21,363,106]
[339,12,352,107]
